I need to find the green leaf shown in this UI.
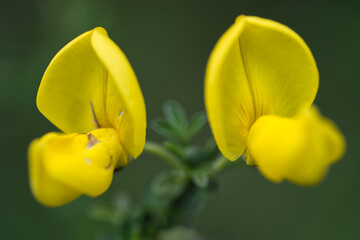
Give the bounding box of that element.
[163,100,188,130]
[151,118,177,140]
[151,101,207,143]
[164,141,185,158]
[191,169,209,189]
[187,111,207,139]
[150,171,188,202]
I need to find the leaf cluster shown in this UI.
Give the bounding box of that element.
[151,100,207,145]
[89,100,246,240]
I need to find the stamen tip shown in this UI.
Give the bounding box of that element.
[87,133,100,149]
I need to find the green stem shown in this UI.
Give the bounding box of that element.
[143,141,185,171]
[211,154,246,175]
[211,155,230,174]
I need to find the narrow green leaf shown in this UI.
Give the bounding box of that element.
[164,141,185,158]
[186,111,207,139]
[163,100,188,130]
[150,118,177,140]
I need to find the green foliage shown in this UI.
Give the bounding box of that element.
[163,100,188,130]
[151,100,207,144]
[90,100,246,240]
[150,171,188,201]
[191,168,210,189]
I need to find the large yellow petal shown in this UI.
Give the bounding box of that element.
[28,128,127,206]
[236,16,319,118]
[37,29,104,133]
[247,107,345,185]
[91,29,146,159]
[37,27,146,159]
[205,17,254,160]
[205,15,319,161]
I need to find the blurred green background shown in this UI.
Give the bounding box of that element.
[1,0,359,239]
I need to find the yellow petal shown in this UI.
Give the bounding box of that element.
[28,128,127,206]
[244,149,257,166]
[205,15,318,161]
[37,27,146,159]
[320,118,346,164]
[29,136,81,207]
[91,28,147,159]
[205,17,253,160]
[247,107,345,185]
[37,29,104,133]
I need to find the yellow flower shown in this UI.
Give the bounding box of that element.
[29,27,146,206]
[205,16,345,185]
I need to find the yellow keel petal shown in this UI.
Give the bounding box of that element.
[247,107,345,185]
[28,128,127,206]
[29,135,81,207]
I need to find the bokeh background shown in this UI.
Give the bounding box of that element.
[1,0,359,239]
